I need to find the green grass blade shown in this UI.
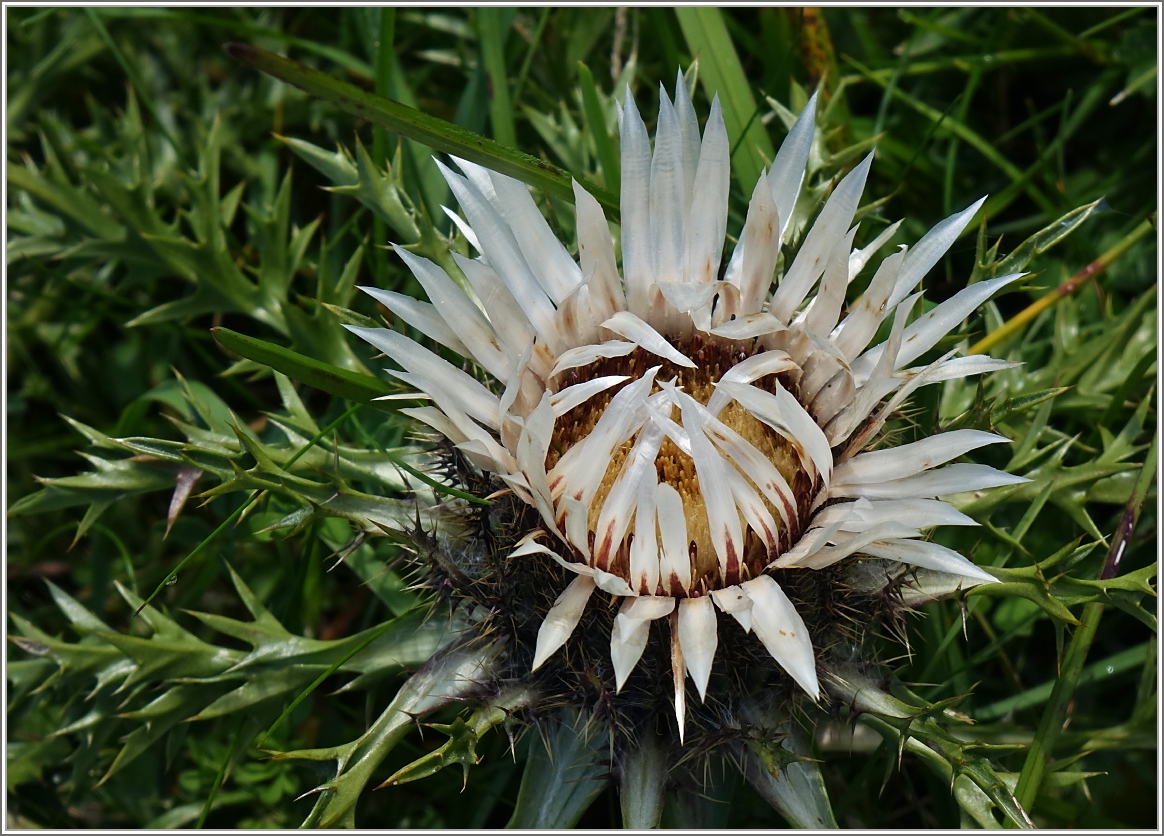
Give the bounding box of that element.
[135,492,260,616]
[370,9,395,285]
[476,8,516,148]
[897,9,985,49]
[577,62,620,193]
[92,7,375,76]
[675,7,775,195]
[839,46,1081,85]
[512,8,551,112]
[985,79,1113,218]
[196,719,246,828]
[974,642,1153,721]
[843,53,1059,217]
[1078,6,1152,38]
[223,43,618,216]
[942,51,986,216]
[1019,8,1107,63]
[211,327,396,408]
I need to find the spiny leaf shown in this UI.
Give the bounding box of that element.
[7,159,126,240]
[277,134,358,186]
[9,612,126,675]
[45,580,113,634]
[99,685,228,785]
[743,724,838,828]
[189,666,321,721]
[376,686,535,790]
[348,135,421,241]
[379,716,481,790]
[298,642,502,828]
[507,708,610,829]
[576,62,619,193]
[989,199,1103,280]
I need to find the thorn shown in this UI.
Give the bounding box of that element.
[959,592,969,641]
[406,710,427,741]
[506,723,518,761]
[293,784,333,803]
[327,531,367,572]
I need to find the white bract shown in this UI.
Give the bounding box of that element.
[348,74,1026,741]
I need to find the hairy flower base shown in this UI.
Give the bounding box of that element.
[423,470,893,748]
[549,340,813,595]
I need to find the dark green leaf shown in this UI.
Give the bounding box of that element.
[224,43,618,216]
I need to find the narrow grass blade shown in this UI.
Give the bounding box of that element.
[256,618,396,749]
[974,642,1153,721]
[578,62,620,193]
[223,43,618,216]
[93,7,374,76]
[843,54,1059,217]
[196,719,247,828]
[211,327,397,408]
[1020,8,1106,63]
[370,9,395,282]
[512,8,551,112]
[476,8,516,148]
[1100,430,1158,581]
[839,46,1081,86]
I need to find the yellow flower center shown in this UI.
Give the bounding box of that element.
[547,337,816,596]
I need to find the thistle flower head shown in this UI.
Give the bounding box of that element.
[349,72,1026,742]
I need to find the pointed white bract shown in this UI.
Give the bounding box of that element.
[678,597,718,701]
[532,574,596,671]
[612,596,675,691]
[686,96,730,286]
[742,576,819,697]
[349,75,1020,742]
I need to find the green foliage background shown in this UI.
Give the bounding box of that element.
[6,7,1158,829]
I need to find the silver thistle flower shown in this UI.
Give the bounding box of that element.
[349,73,1027,743]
